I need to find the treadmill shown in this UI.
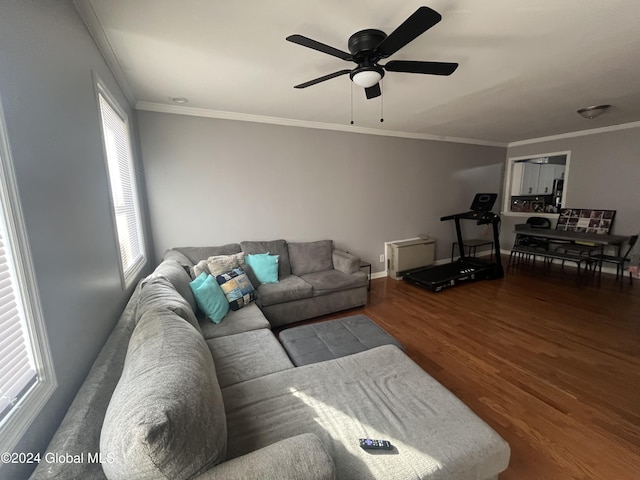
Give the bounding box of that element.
[404,193,504,292]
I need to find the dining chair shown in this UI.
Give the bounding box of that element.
[589,234,638,283]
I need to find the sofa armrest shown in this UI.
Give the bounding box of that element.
[194,433,335,480]
[332,249,360,274]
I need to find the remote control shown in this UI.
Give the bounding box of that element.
[359,438,393,450]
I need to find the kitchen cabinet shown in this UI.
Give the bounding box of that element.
[520,164,565,195]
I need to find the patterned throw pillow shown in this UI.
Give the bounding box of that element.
[216,268,256,310]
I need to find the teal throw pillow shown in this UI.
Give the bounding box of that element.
[189,273,229,323]
[216,268,256,310]
[245,253,279,284]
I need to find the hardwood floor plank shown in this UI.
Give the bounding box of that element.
[305,258,640,479]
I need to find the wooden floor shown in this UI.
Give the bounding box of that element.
[316,258,640,479]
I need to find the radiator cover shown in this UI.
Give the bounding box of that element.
[387,238,435,279]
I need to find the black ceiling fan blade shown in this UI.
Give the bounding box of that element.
[286,34,352,61]
[364,83,381,99]
[293,69,352,89]
[376,7,442,58]
[384,60,458,75]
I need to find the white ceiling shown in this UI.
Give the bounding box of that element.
[79,0,640,144]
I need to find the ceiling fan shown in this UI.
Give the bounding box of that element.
[286,6,458,100]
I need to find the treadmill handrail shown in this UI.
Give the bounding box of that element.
[440,211,499,222]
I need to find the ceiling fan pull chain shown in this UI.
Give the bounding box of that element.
[350,82,354,125]
[380,80,384,123]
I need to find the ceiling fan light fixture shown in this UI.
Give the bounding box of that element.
[351,67,383,88]
[577,104,610,119]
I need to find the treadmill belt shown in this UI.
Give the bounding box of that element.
[405,259,493,292]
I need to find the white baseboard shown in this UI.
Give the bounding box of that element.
[373,248,624,279]
[376,252,487,280]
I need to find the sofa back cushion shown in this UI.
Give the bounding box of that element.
[138,276,202,336]
[161,249,193,271]
[175,244,242,264]
[241,239,291,277]
[153,259,198,312]
[288,240,334,276]
[100,309,227,480]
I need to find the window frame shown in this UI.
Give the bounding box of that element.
[94,75,147,289]
[0,95,56,456]
[502,150,571,218]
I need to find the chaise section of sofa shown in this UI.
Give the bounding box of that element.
[222,345,510,480]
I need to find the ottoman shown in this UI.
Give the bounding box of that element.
[279,314,404,366]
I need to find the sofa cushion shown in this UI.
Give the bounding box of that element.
[216,268,256,310]
[138,276,202,335]
[175,244,242,264]
[288,240,334,276]
[190,273,229,324]
[206,329,294,388]
[202,434,335,480]
[241,239,292,277]
[101,309,227,480]
[152,259,198,312]
[199,303,271,339]
[255,274,313,308]
[222,345,510,480]
[161,248,193,269]
[300,270,368,297]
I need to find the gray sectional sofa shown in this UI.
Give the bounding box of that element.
[164,239,368,327]
[30,244,510,480]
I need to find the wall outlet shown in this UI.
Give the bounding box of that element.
[379,254,385,263]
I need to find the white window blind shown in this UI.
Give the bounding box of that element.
[0,93,55,454]
[97,89,145,287]
[0,221,37,423]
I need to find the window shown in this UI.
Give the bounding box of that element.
[96,80,146,287]
[503,151,571,216]
[0,96,56,454]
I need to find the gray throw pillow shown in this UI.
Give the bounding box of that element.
[100,309,227,480]
[288,240,334,276]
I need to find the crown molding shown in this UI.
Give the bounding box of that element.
[74,0,136,107]
[135,102,508,148]
[508,121,640,147]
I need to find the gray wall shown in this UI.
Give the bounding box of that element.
[0,2,152,478]
[501,127,640,249]
[138,111,506,273]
